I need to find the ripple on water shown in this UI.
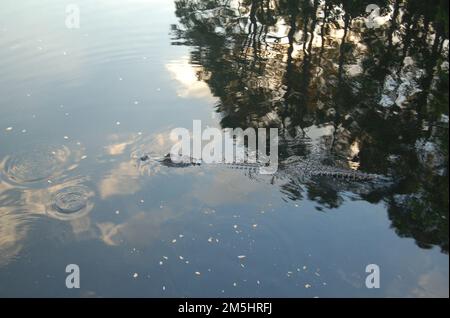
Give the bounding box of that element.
[1,144,83,186]
[55,187,88,213]
[47,185,94,221]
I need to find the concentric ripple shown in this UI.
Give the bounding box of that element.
[47,185,94,221]
[1,144,80,186]
[54,187,88,214]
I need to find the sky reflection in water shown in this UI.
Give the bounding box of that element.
[0,0,448,297]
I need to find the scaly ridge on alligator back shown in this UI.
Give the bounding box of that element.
[308,166,378,181]
[279,157,383,182]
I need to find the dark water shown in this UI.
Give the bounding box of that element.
[0,0,448,297]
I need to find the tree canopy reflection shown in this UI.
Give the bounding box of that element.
[171,0,449,253]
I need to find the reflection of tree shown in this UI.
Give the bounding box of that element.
[172,0,449,252]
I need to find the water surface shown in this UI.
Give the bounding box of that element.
[0,0,448,297]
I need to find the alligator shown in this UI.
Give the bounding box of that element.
[137,153,386,183]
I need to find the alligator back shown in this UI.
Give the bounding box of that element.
[139,153,386,183]
[281,161,380,182]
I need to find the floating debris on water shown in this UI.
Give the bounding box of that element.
[5,127,13,132]
[172,239,177,243]
[305,284,312,289]
[207,236,219,243]
[195,272,201,276]
[132,273,138,278]
[237,255,246,260]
